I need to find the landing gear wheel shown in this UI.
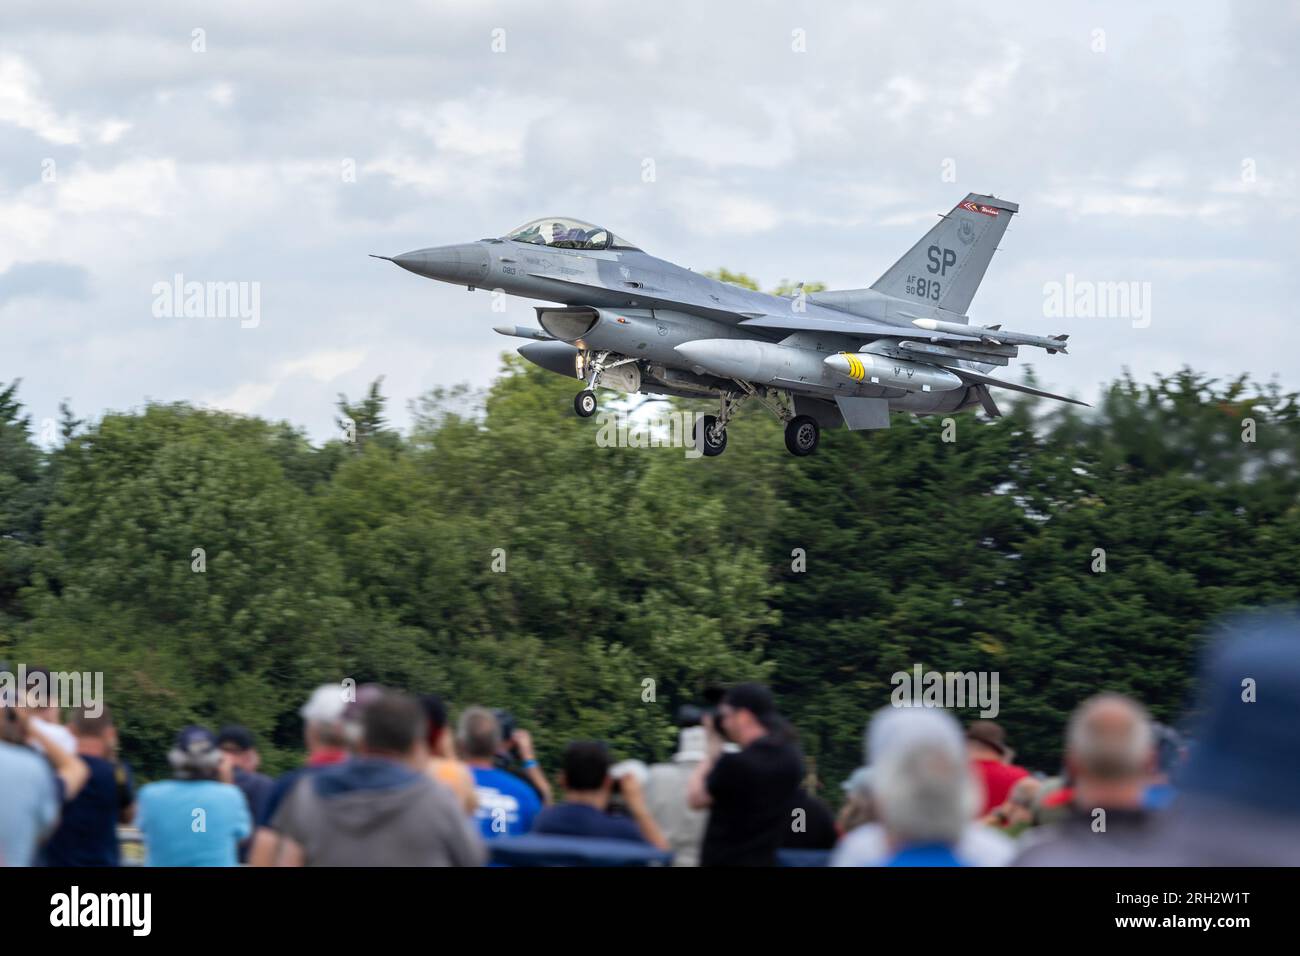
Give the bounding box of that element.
[574,389,597,418]
[784,415,820,456]
[696,414,728,457]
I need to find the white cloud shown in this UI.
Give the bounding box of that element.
[204,350,368,416]
[873,75,928,123]
[1,0,1296,441]
[0,55,81,144]
[280,348,368,382]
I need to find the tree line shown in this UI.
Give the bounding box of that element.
[2,358,1297,791]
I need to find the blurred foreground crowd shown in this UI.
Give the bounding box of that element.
[2,615,1297,867]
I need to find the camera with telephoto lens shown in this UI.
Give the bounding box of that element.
[491,708,522,774]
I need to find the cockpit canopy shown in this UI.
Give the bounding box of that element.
[504,217,641,252]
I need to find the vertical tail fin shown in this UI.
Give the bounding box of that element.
[870,193,1017,316]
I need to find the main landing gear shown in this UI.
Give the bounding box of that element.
[692,386,821,458]
[783,415,820,456]
[570,356,821,458]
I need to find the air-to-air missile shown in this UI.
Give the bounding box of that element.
[493,324,554,341]
[910,318,1070,354]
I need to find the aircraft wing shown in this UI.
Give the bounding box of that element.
[737,313,916,338]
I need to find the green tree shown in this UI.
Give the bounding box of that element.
[0,381,44,631]
[19,404,354,776]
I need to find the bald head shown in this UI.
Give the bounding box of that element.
[1067,694,1154,783]
[458,706,502,760]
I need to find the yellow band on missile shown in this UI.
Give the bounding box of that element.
[840,351,865,382]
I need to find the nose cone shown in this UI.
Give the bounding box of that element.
[823,351,864,382]
[391,243,490,284]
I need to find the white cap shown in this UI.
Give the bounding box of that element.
[674,726,708,763]
[299,684,349,725]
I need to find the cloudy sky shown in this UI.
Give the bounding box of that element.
[3,0,1297,442]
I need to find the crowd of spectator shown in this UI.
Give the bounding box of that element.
[2,613,1297,867]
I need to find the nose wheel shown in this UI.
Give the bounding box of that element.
[695,414,728,456]
[784,415,820,456]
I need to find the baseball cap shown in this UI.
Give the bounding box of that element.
[300,684,350,725]
[966,720,1011,756]
[175,725,218,755]
[216,724,256,751]
[168,724,224,775]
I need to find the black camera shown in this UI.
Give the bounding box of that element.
[493,708,517,745]
[675,685,726,734]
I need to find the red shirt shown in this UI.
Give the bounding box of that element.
[972,758,1030,815]
[306,747,348,767]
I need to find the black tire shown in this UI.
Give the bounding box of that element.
[784,415,820,456]
[574,389,597,418]
[695,414,728,457]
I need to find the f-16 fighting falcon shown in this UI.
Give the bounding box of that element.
[374,193,1084,456]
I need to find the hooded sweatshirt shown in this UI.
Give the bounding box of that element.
[272,756,485,867]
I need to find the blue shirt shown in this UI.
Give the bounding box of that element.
[137,779,251,867]
[0,741,59,867]
[883,843,966,867]
[1143,782,1178,811]
[532,802,646,843]
[44,756,135,867]
[470,767,541,839]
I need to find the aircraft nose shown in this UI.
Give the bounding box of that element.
[390,243,490,284]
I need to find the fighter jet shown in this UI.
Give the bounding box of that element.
[374,194,1084,456]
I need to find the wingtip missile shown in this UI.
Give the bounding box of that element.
[910,318,1070,353]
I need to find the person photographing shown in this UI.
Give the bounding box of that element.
[687,683,803,866]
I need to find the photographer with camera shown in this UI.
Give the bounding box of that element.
[42,706,137,867]
[687,683,803,867]
[460,707,547,839]
[532,741,668,849]
[1,699,91,866]
[489,708,553,806]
